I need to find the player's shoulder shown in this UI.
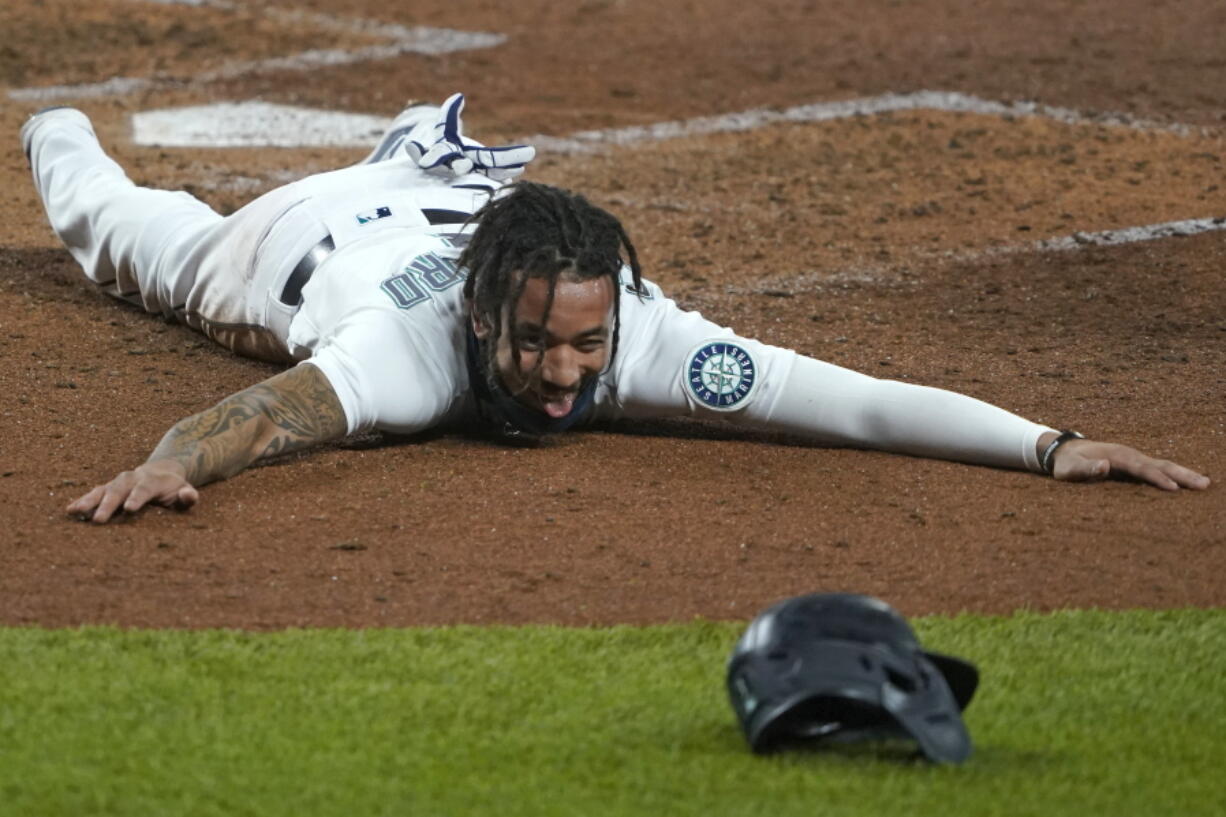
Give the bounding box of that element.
[618,267,664,300]
[616,269,667,323]
[607,269,686,371]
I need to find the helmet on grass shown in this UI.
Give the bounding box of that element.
[726,593,979,764]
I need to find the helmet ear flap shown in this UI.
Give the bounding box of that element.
[878,652,975,764]
[922,651,980,711]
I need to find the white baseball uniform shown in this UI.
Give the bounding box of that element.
[22,106,1053,472]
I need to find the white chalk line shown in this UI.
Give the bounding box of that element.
[524,91,1222,283]
[1031,217,1226,251]
[526,90,1224,282]
[128,87,1213,150]
[131,89,1226,271]
[731,216,1226,295]
[528,90,1200,155]
[7,0,504,102]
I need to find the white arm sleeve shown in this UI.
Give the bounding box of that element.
[610,281,1053,472]
[759,355,1052,472]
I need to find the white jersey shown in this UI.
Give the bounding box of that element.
[286,228,1052,475]
[287,229,795,436]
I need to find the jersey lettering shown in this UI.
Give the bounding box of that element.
[409,253,464,291]
[380,273,428,309]
[380,252,467,310]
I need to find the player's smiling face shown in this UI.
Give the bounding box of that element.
[474,274,615,419]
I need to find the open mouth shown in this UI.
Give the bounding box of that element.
[539,391,577,418]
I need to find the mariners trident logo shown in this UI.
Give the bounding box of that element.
[687,341,758,410]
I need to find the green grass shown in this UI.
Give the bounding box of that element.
[1,610,1224,816]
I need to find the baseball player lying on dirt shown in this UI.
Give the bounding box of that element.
[20,95,1210,524]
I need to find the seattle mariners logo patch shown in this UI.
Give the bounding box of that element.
[687,340,758,411]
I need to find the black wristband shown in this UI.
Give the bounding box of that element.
[1040,430,1085,475]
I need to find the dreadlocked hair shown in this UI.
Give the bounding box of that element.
[460,181,643,389]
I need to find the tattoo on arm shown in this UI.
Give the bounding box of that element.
[149,363,348,486]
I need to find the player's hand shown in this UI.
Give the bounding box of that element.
[406,93,535,181]
[1049,439,1210,492]
[65,459,200,523]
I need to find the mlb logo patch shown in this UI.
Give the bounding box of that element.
[356,206,393,225]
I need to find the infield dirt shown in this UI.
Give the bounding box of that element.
[1,0,1223,628]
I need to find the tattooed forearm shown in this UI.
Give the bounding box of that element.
[148,363,347,486]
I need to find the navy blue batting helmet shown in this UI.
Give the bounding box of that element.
[726,593,979,764]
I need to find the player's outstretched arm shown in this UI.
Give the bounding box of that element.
[1042,433,1210,491]
[66,362,348,523]
[726,351,1211,492]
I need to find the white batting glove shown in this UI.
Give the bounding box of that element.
[405,93,535,181]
